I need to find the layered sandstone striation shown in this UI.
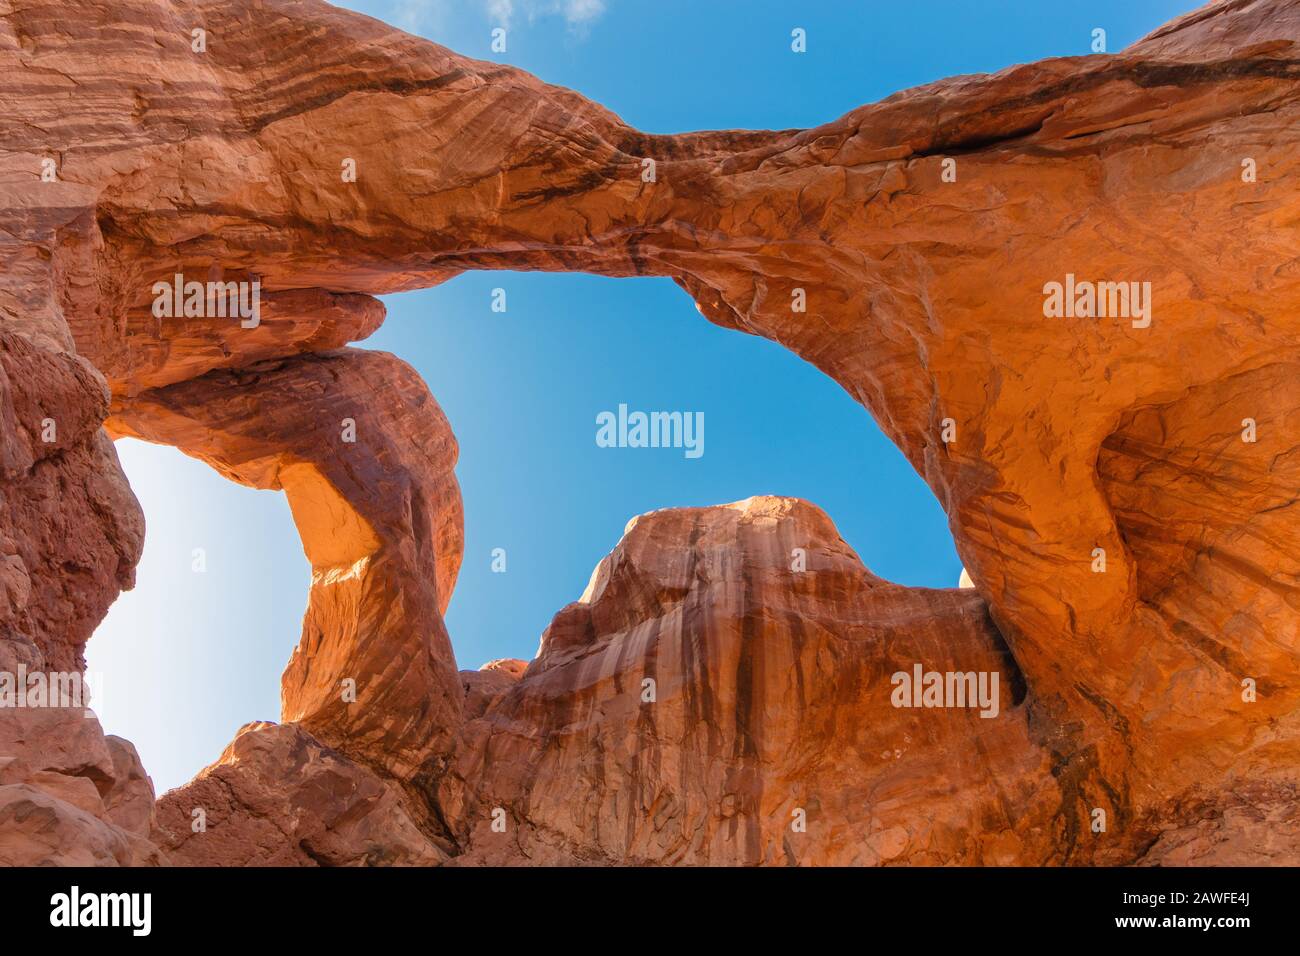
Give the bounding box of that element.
[108,348,465,788]
[1,0,1298,864]
[441,497,1055,865]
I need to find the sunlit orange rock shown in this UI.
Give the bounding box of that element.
[441,497,1059,865]
[108,348,465,792]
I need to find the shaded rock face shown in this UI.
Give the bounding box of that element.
[442,498,1057,866]
[460,660,528,722]
[1,0,1298,865]
[0,636,160,866]
[152,722,447,867]
[0,332,142,675]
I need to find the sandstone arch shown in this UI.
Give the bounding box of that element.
[1,0,1299,865]
[108,348,465,786]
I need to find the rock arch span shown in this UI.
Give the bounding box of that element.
[1,0,1299,864]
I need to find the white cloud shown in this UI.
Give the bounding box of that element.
[390,0,450,33]
[485,0,606,33]
[561,0,605,26]
[486,0,515,27]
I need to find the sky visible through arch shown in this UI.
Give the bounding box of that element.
[89,0,1195,794]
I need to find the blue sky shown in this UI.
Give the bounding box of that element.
[89,0,1197,793]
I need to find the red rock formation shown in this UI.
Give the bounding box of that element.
[108,348,464,789]
[441,497,1058,865]
[460,659,528,721]
[0,332,142,675]
[152,721,446,866]
[1,0,1298,865]
[0,635,159,865]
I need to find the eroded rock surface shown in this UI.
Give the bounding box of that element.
[1,0,1298,865]
[108,348,464,789]
[0,636,160,865]
[460,659,528,721]
[442,497,1057,865]
[152,721,447,866]
[0,332,142,674]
